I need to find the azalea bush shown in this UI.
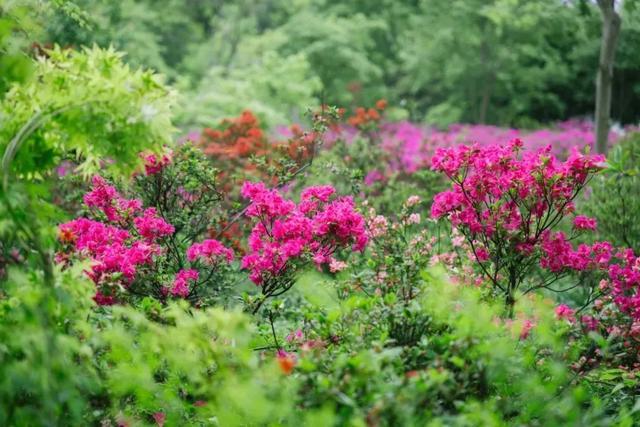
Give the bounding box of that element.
[197,108,326,201]
[199,110,272,190]
[359,195,433,302]
[56,145,236,307]
[424,135,640,408]
[240,182,368,314]
[430,139,607,313]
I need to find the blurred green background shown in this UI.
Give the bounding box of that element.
[42,0,640,129]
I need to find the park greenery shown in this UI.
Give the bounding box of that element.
[2,0,640,425]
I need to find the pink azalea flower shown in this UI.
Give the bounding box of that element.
[134,208,175,241]
[407,213,421,225]
[573,215,598,231]
[187,239,234,264]
[405,195,421,207]
[152,412,166,427]
[240,182,367,285]
[171,269,199,298]
[555,304,576,322]
[141,150,172,175]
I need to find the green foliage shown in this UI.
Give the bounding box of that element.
[44,0,640,127]
[585,132,640,252]
[399,0,587,126]
[275,267,617,425]
[45,0,217,79]
[278,10,387,106]
[95,304,300,426]
[0,45,176,179]
[0,265,98,426]
[0,0,90,97]
[178,44,321,128]
[0,264,318,426]
[0,0,39,96]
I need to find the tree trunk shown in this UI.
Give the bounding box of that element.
[595,0,621,155]
[479,74,494,125]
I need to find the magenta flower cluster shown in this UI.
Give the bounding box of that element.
[134,208,176,240]
[58,218,160,305]
[430,139,604,242]
[380,119,624,175]
[607,249,640,321]
[59,176,175,304]
[429,138,640,348]
[58,175,233,304]
[539,234,612,273]
[573,215,598,231]
[429,139,606,301]
[140,150,172,175]
[558,248,640,354]
[240,182,368,286]
[324,119,628,184]
[187,239,235,264]
[172,269,199,298]
[83,175,144,223]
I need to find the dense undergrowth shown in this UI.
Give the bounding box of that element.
[2,3,640,426]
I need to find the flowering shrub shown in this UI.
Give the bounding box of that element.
[199,109,334,186]
[272,123,317,168]
[197,108,341,253]
[56,147,235,306]
[360,195,433,302]
[240,181,367,312]
[132,144,223,245]
[564,249,640,372]
[201,110,266,158]
[423,120,624,159]
[346,99,386,129]
[200,110,269,186]
[430,139,605,312]
[377,121,430,174]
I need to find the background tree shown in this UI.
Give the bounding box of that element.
[43,0,640,129]
[595,0,622,154]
